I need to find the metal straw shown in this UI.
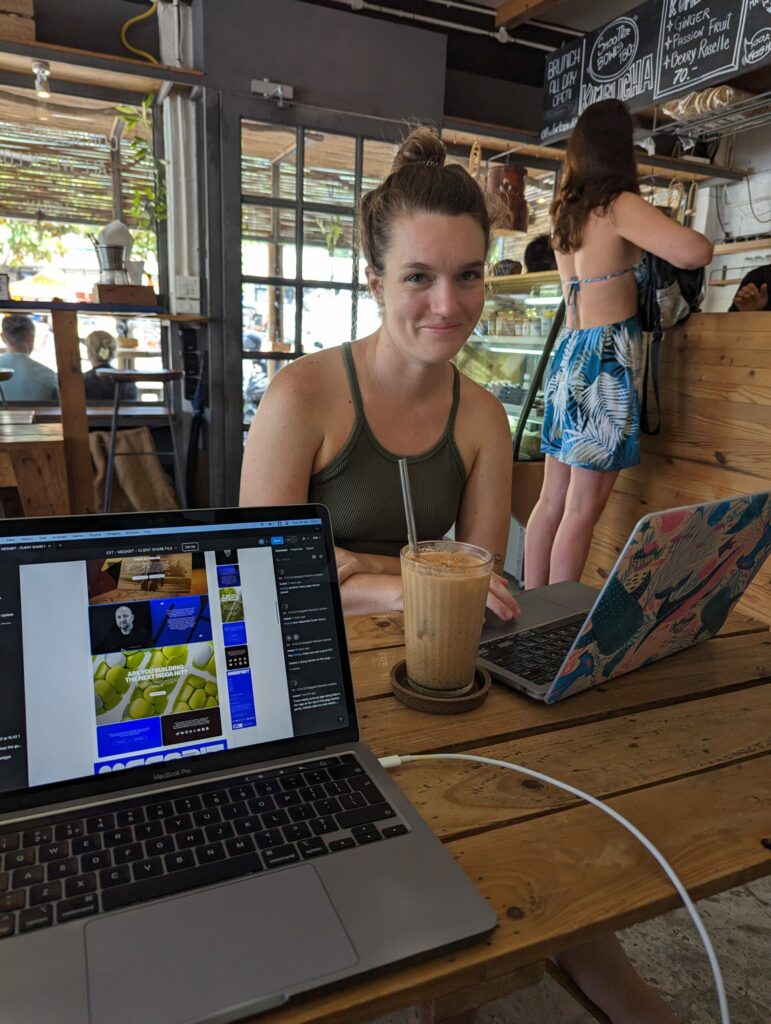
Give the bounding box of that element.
[398,458,418,554]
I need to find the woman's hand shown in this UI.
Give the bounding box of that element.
[733,281,768,312]
[334,547,402,584]
[486,572,521,621]
[334,547,367,585]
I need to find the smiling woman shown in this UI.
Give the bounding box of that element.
[239,126,520,621]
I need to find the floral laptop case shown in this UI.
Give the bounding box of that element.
[546,491,771,703]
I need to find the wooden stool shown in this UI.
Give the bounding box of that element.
[0,367,13,408]
[95,368,185,512]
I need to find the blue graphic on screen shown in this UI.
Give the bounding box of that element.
[97,718,162,758]
[149,596,212,646]
[216,564,240,587]
[226,669,257,729]
[222,620,247,645]
[95,739,229,773]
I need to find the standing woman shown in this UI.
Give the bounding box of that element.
[525,100,713,589]
[240,127,519,622]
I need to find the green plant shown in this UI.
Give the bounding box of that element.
[316,215,342,257]
[0,218,69,268]
[115,94,167,255]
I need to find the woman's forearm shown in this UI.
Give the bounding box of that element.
[339,572,403,615]
[357,552,402,576]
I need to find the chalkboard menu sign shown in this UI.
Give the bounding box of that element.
[542,0,771,142]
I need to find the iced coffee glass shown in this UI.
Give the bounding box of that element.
[401,540,493,697]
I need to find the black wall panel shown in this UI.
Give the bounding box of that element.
[195,0,446,126]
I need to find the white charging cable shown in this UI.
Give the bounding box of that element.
[379,751,729,1024]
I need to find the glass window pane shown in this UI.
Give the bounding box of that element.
[301,287,353,353]
[243,356,289,426]
[303,130,356,206]
[242,283,296,354]
[356,289,381,338]
[302,213,354,283]
[242,206,296,278]
[241,121,297,200]
[362,139,397,193]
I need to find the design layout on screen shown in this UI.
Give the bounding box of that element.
[0,518,350,795]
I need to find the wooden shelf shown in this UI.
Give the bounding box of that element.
[485,270,561,295]
[470,335,549,350]
[0,37,203,94]
[0,301,207,322]
[713,238,771,256]
[442,122,744,185]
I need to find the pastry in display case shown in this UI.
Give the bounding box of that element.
[455,270,563,461]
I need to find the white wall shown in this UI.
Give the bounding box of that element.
[695,126,771,313]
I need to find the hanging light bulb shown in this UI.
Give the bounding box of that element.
[32,60,51,99]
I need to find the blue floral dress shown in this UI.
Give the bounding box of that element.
[540,259,648,472]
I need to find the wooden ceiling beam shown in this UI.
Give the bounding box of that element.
[495,0,569,30]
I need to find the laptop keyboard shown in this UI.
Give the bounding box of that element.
[479,617,585,685]
[0,753,406,941]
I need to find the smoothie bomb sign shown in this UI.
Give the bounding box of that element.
[541,0,771,142]
[590,18,640,81]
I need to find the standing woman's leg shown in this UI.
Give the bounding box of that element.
[555,936,677,1023]
[524,456,572,590]
[548,466,619,585]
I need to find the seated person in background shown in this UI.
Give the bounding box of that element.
[240,126,520,622]
[0,314,58,401]
[729,263,771,311]
[83,331,139,402]
[523,233,558,273]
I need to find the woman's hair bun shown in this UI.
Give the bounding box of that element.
[390,125,446,174]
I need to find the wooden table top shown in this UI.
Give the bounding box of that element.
[256,608,771,1024]
[0,421,63,442]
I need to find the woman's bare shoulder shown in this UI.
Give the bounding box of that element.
[612,190,645,207]
[264,347,344,408]
[609,191,651,221]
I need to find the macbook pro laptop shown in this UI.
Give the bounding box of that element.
[480,491,771,703]
[0,505,495,1024]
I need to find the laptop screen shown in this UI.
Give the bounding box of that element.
[0,506,356,808]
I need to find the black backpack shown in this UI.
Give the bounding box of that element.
[638,255,705,435]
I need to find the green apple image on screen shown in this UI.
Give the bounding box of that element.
[93,642,218,721]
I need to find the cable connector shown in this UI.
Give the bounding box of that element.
[378,754,409,770]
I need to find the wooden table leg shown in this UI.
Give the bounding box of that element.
[51,309,95,514]
[1,439,70,516]
[545,961,612,1024]
[0,450,22,516]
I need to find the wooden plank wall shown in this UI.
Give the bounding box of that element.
[583,312,771,625]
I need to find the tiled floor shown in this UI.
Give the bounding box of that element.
[371,876,771,1024]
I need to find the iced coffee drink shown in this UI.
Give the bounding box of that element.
[401,540,493,696]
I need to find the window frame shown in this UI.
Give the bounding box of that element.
[239,125,365,365]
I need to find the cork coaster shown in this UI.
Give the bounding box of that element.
[389,660,491,715]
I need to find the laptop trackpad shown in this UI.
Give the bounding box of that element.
[85,866,358,1024]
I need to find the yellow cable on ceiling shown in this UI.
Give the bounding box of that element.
[120,1,160,65]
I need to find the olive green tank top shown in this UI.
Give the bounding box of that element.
[308,342,467,557]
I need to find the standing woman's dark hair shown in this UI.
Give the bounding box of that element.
[551,99,640,253]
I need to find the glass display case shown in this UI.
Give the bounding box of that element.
[456,270,564,461]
